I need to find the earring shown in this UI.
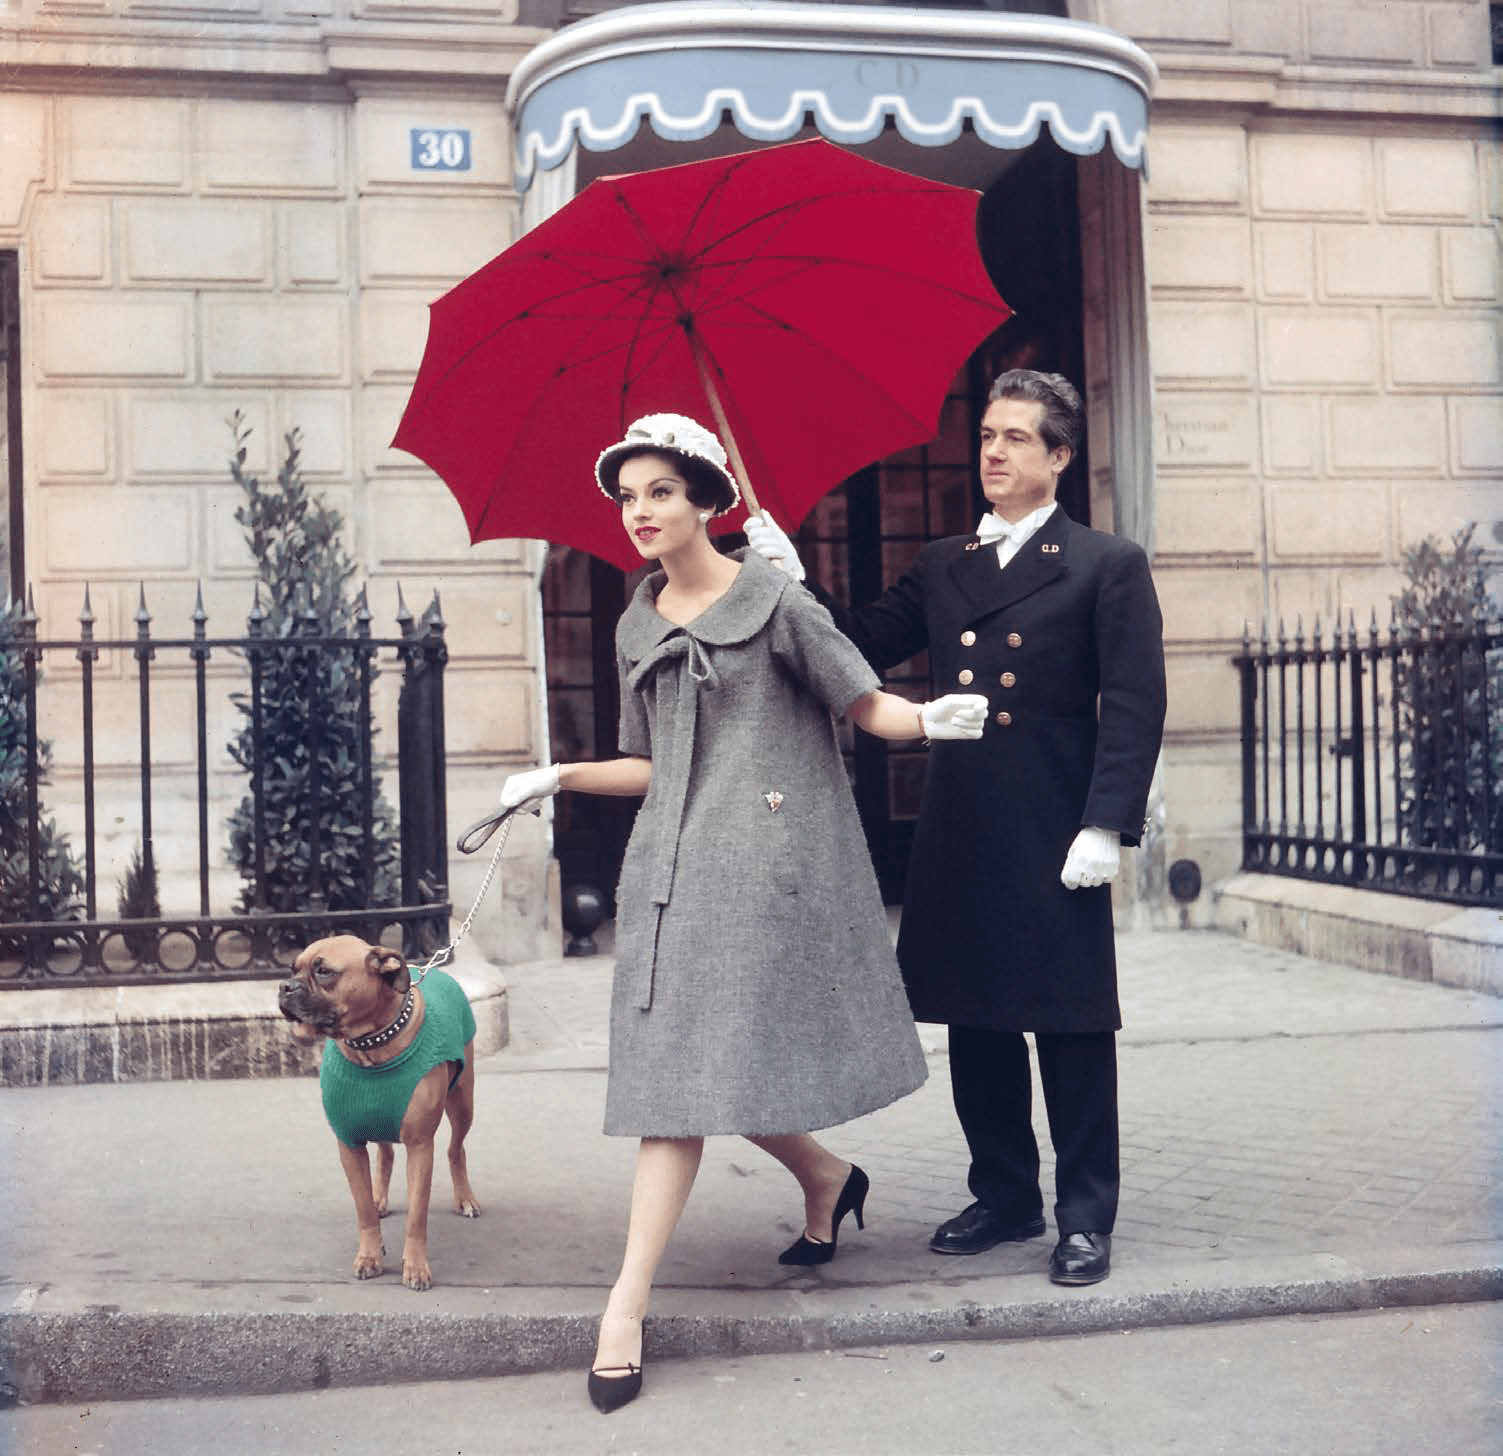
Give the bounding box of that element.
[698,511,711,523]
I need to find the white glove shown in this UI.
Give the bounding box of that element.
[744,511,806,582]
[499,764,561,813]
[1061,826,1121,889]
[919,694,989,741]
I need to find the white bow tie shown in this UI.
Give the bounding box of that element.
[976,514,1026,546]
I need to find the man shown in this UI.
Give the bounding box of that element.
[747,370,1166,1285]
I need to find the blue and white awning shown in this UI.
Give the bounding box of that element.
[506,2,1157,191]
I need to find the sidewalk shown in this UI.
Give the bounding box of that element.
[2,928,1501,1405]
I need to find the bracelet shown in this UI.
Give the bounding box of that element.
[916,702,931,746]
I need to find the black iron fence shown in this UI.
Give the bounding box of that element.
[1,585,451,985]
[1235,610,1503,907]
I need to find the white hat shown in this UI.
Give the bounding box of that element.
[594,413,741,516]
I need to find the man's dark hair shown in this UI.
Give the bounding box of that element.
[987,370,1084,459]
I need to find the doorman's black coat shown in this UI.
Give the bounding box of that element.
[830,505,1167,1033]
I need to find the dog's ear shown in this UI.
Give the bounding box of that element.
[369,947,411,995]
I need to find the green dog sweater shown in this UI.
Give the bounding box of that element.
[319,967,477,1148]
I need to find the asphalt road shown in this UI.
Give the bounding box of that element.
[4,1300,1499,1455]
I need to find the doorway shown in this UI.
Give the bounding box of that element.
[540,137,1089,908]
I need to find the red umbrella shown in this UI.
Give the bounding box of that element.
[393,138,1010,572]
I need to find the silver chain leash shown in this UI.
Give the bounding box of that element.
[409,806,528,982]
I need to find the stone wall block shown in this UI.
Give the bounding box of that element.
[0,93,50,230]
[280,203,345,287]
[1254,222,1313,300]
[1396,484,1503,548]
[1388,314,1501,389]
[1146,127,1248,208]
[1162,652,1249,733]
[1252,134,1372,219]
[1327,397,1446,473]
[1451,399,1503,473]
[1270,482,1389,560]
[1154,568,1262,648]
[1260,395,1318,474]
[42,675,197,769]
[429,580,531,661]
[369,480,482,563]
[1307,3,1422,65]
[203,299,347,381]
[1443,228,1501,302]
[124,200,271,284]
[358,199,511,286]
[1153,480,1259,560]
[40,486,193,574]
[443,669,535,758]
[1151,303,1255,386]
[1147,216,1252,294]
[62,97,189,191]
[37,389,114,478]
[1230,0,1302,59]
[39,297,190,379]
[127,394,271,479]
[279,393,352,476]
[198,100,344,195]
[1428,4,1491,67]
[1378,139,1478,221]
[354,96,513,192]
[1316,225,1437,302]
[359,386,419,476]
[1097,0,1232,43]
[1260,310,1378,388]
[1155,394,1257,469]
[34,198,110,284]
[354,0,517,20]
[360,294,431,381]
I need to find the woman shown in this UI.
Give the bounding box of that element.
[500,413,987,1413]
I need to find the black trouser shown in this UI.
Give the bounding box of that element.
[948,1025,1119,1236]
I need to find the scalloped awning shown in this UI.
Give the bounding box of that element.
[506,2,1157,191]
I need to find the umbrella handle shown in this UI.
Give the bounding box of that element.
[689,333,763,519]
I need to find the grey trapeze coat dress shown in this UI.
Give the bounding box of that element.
[604,548,928,1138]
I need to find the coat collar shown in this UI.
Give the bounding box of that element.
[947,502,1070,621]
[618,547,787,661]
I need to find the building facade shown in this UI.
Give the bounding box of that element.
[2,0,1498,961]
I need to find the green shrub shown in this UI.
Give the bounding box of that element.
[0,599,84,923]
[1391,525,1502,856]
[224,414,400,913]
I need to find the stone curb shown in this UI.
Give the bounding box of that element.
[5,1255,1499,1407]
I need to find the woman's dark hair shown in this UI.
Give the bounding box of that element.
[986,370,1084,459]
[608,446,736,515]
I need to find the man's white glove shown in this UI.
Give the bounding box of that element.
[499,764,561,813]
[744,512,806,582]
[919,694,989,741]
[1060,826,1121,889]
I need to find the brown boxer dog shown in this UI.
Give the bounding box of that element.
[279,934,481,1291]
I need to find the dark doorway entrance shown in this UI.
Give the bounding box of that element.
[540,136,1086,909]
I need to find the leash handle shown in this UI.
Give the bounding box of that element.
[409,804,536,981]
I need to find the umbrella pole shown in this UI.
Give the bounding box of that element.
[689,333,763,518]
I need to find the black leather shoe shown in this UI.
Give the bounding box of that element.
[1049,1231,1111,1286]
[929,1202,1047,1256]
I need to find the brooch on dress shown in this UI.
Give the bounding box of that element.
[764,791,785,812]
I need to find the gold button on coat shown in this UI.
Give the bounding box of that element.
[960,630,976,647]
[1000,672,1016,688]
[995,711,1013,726]
[1007,632,1022,648]
[957,669,974,685]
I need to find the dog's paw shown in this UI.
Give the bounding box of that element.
[402,1256,433,1292]
[353,1240,385,1280]
[454,1192,482,1218]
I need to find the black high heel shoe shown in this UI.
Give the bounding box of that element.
[587,1362,643,1414]
[778,1164,870,1266]
[588,1312,644,1413]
